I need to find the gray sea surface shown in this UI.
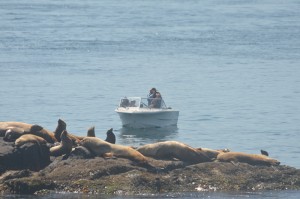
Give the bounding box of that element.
[1,0,300,198]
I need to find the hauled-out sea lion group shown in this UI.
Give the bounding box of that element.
[0,119,280,172]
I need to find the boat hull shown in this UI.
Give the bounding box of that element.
[116,109,179,128]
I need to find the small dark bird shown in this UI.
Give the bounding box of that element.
[105,128,116,144]
[261,149,269,156]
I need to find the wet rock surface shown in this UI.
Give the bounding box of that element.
[1,154,300,196]
[0,139,50,172]
[1,131,300,196]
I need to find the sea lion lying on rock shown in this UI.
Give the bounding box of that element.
[0,122,32,137]
[216,151,280,166]
[0,121,57,143]
[69,146,94,159]
[80,137,148,164]
[29,124,57,144]
[196,148,230,160]
[15,134,47,147]
[136,141,211,164]
[50,130,73,157]
[3,127,25,142]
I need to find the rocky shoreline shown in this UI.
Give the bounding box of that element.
[1,120,300,196]
[1,155,300,196]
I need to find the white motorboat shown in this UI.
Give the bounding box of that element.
[115,97,179,128]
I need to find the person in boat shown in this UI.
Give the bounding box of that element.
[147,88,157,106]
[120,98,129,107]
[149,92,162,108]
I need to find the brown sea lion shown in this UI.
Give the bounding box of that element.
[195,148,230,160]
[50,130,73,157]
[0,122,33,136]
[0,121,57,143]
[29,124,57,143]
[105,128,116,144]
[80,137,148,163]
[68,126,96,140]
[15,134,47,147]
[4,127,25,142]
[70,146,93,159]
[136,141,211,164]
[52,119,87,143]
[216,151,280,166]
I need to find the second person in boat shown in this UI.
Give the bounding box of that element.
[149,92,162,108]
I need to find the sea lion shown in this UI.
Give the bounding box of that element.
[0,122,33,136]
[68,126,96,140]
[216,151,280,166]
[80,137,148,163]
[196,148,230,160]
[15,134,47,147]
[3,127,25,142]
[105,128,116,144]
[136,141,211,164]
[52,118,86,144]
[30,124,44,132]
[70,146,93,159]
[50,130,73,157]
[29,124,57,143]
[0,121,57,143]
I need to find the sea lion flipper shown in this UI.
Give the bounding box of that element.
[54,119,67,142]
[103,152,116,159]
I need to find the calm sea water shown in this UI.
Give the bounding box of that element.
[1,0,300,198]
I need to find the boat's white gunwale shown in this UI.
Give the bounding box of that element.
[115,108,178,115]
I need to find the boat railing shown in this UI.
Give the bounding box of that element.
[118,97,168,109]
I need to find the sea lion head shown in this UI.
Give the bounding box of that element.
[270,158,280,166]
[105,128,116,144]
[49,130,73,157]
[30,124,44,133]
[61,130,73,147]
[70,146,93,159]
[4,127,25,142]
[196,147,230,160]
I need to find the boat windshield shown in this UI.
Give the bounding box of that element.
[119,97,167,109]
